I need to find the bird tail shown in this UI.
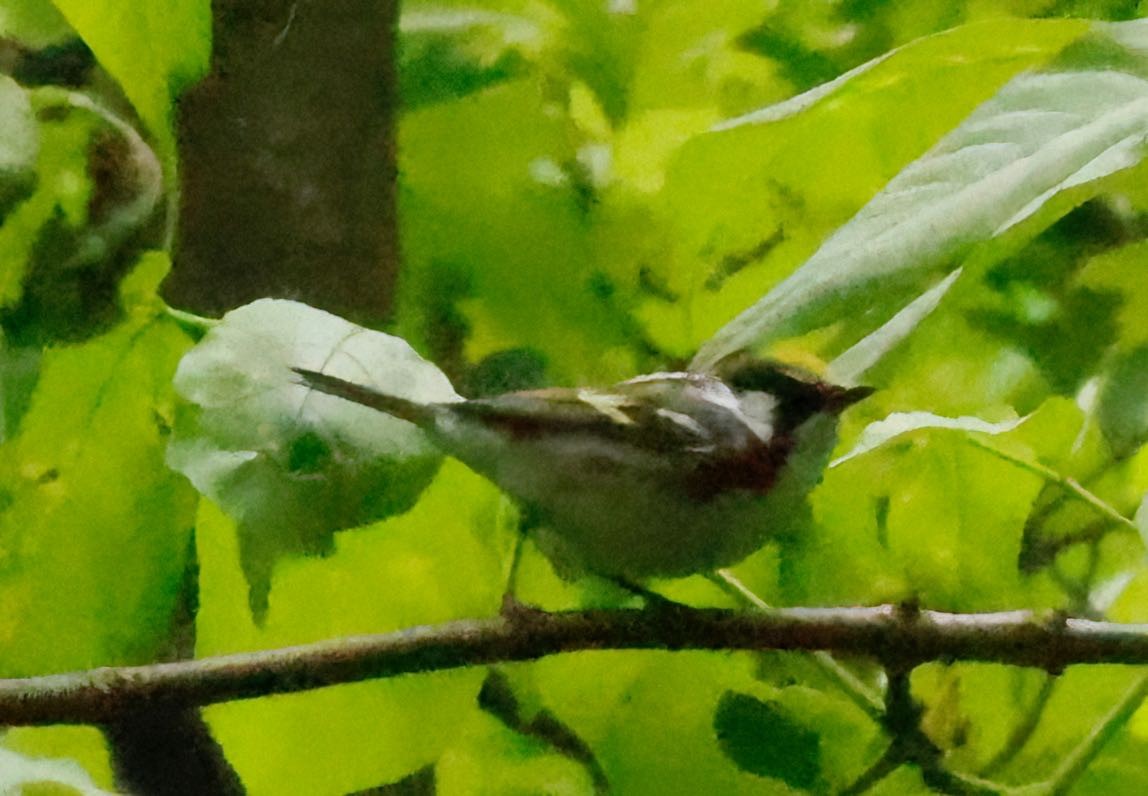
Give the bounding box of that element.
[292,367,436,426]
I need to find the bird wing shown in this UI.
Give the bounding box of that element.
[446,375,721,454]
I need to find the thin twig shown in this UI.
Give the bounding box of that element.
[966,438,1138,532]
[1041,672,1148,796]
[880,666,1006,795]
[1022,456,1126,543]
[979,674,1058,777]
[479,670,609,794]
[840,741,902,795]
[1020,519,1118,572]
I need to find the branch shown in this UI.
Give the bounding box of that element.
[7,605,1148,726]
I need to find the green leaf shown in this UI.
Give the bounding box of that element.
[49,0,211,157]
[167,299,459,618]
[831,411,1027,467]
[530,649,878,794]
[694,24,1148,368]
[0,265,197,673]
[887,438,1045,608]
[0,0,74,47]
[0,76,38,215]
[795,415,1059,609]
[197,459,510,793]
[1097,345,1148,458]
[399,8,543,110]
[0,335,40,443]
[714,691,820,788]
[828,268,962,386]
[997,666,1148,785]
[530,652,771,795]
[397,79,641,383]
[641,18,1089,360]
[437,710,597,796]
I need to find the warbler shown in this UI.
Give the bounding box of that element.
[294,359,871,580]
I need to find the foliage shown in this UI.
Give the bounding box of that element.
[167,299,459,618]
[4,1,1148,794]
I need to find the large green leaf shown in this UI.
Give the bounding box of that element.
[0,253,196,674]
[786,410,1066,609]
[168,299,459,618]
[636,18,1088,361]
[690,20,1148,368]
[198,458,511,793]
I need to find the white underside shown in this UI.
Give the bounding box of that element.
[429,411,839,579]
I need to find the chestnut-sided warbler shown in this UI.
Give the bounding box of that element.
[294,360,871,580]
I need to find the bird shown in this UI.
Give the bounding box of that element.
[293,358,872,581]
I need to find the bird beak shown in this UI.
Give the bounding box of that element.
[825,384,875,413]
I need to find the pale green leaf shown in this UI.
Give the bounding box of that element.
[1134,494,1148,549]
[692,21,1148,369]
[640,18,1088,359]
[167,299,459,618]
[832,411,1027,468]
[0,747,115,796]
[0,75,38,214]
[827,267,962,386]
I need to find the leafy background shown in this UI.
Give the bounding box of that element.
[4,0,1148,793]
